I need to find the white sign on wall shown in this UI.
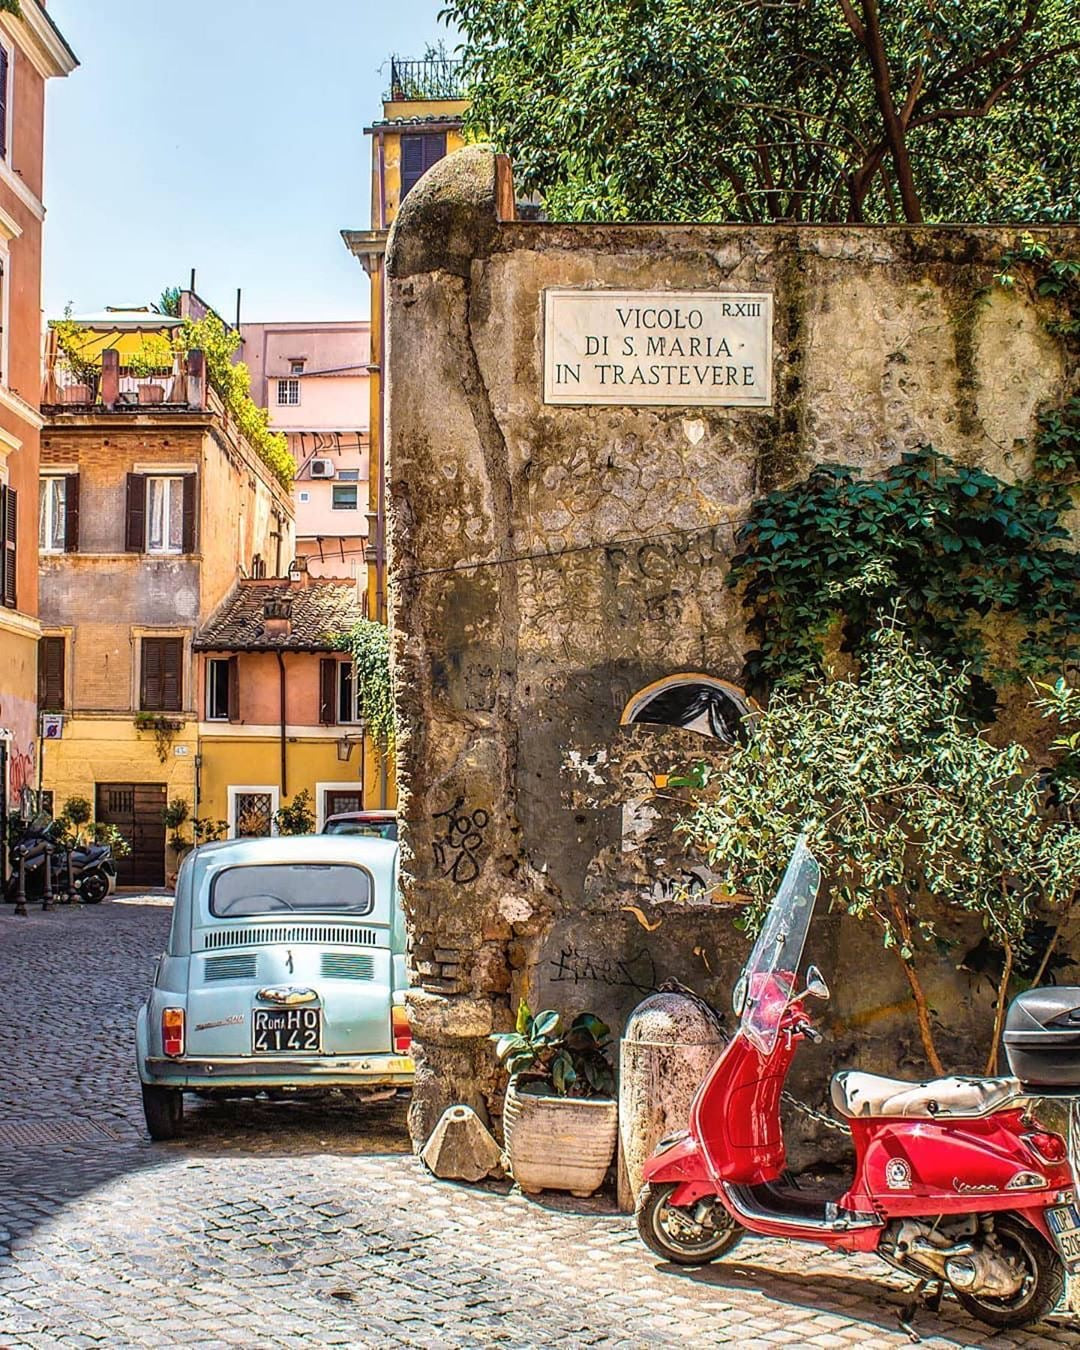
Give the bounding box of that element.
[543,289,773,408]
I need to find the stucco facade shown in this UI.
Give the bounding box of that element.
[0,2,75,854]
[240,320,371,582]
[38,390,293,884]
[385,148,1080,1151]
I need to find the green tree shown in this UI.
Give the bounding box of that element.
[678,621,1080,1075]
[446,0,1080,223]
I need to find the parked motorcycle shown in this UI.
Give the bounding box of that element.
[637,838,1079,1332]
[4,826,116,904]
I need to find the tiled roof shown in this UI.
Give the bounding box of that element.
[193,579,362,651]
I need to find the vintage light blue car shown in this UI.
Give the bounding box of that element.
[135,833,413,1139]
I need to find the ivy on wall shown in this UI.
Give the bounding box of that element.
[728,448,1080,714]
[335,620,395,757]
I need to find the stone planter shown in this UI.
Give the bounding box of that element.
[138,383,165,405]
[503,1079,618,1197]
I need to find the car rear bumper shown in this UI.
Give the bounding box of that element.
[143,1052,414,1089]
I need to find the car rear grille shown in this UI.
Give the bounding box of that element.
[320,953,375,981]
[202,925,380,950]
[204,953,258,981]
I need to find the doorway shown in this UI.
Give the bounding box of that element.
[95,782,167,887]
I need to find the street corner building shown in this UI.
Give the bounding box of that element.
[383,146,1080,1146]
[36,315,294,888]
[0,1,76,845]
[192,574,383,840]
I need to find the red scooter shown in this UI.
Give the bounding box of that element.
[637,839,1080,1332]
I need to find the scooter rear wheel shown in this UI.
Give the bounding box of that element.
[636,1182,742,1265]
[79,873,108,904]
[954,1213,1064,1331]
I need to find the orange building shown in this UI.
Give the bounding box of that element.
[0,1,76,867]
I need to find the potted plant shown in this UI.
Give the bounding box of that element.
[128,334,174,403]
[493,1001,617,1197]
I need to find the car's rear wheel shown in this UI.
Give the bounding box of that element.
[141,1083,184,1140]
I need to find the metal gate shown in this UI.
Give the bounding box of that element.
[95,782,166,888]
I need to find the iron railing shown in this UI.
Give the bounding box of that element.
[386,56,466,102]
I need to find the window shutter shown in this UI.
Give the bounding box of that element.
[228,654,240,722]
[319,657,337,725]
[401,136,423,189]
[181,474,197,554]
[141,637,162,709]
[162,638,183,712]
[125,474,146,552]
[2,483,16,608]
[423,132,446,173]
[0,46,10,162]
[64,474,80,552]
[38,636,64,710]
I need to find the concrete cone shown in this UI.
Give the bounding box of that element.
[420,1103,506,1182]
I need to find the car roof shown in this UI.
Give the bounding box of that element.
[325,810,396,822]
[187,833,398,863]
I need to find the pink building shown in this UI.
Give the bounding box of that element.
[240,321,371,584]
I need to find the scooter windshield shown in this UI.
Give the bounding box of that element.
[739,837,821,1056]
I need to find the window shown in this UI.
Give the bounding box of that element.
[38,636,65,710]
[277,378,300,406]
[211,863,372,916]
[226,786,279,840]
[206,656,238,721]
[39,477,71,552]
[332,484,358,510]
[338,468,360,482]
[289,360,305,376]
[400,132,447,199]
[0,481,15,608]
[0,41,10,162]
[0,256,6,384]
[319,657,360,724]
[141,637,184,712]
[126,473,195,554]
[298,490,310,503]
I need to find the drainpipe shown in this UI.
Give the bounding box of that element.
[276,651,288,799]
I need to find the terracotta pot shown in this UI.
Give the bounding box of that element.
[138,383,165,405]
[62,383,92,404]
[503,1079,617,1197]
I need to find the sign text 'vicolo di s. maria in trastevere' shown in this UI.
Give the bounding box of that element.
[543,289,773,407]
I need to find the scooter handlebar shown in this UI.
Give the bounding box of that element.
[796,1019,823,1044]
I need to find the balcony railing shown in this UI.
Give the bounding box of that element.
[42,344,207,413]
[387,56,466,103]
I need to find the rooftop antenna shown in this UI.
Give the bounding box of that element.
[189,267,196,293]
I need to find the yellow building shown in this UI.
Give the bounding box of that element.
[38,309,294,885]
[342,55,469,625]
[193,576,384,839]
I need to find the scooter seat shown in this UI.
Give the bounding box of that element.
[830,1070,1022,1120]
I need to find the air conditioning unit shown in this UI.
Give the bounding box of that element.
[309,458,336,479]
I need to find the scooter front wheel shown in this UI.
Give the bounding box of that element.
[636,1182,742,1265]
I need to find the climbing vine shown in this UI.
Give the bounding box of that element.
[335,620,395,757]
[728,448,1080,713]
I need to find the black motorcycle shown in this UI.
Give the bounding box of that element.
[4,826,116,904]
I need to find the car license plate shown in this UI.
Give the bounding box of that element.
[1048,1204,1080,1263]
[252,1007,321,1054]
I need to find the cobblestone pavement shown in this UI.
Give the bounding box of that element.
[1,898,1079,1348]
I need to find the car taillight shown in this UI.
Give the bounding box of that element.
[162,1008,185,1057]
[1023,1130,1068,1164]
[392,1004,411,1054]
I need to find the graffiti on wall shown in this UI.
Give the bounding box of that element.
[432,798,490,884]
[550,944,657,994]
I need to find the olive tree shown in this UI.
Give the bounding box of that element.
[679,623,1080,1074]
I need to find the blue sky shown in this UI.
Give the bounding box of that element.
[42,0,457,322]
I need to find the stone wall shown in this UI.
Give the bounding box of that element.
[386,147,1080,1151]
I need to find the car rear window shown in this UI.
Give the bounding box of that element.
[325,820,397,840]
[210,863,374,917]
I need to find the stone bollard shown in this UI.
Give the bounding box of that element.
[617,987,727,1212]
[420,1104,505,1182]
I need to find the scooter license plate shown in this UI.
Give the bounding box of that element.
[1048,1204,1080,1264]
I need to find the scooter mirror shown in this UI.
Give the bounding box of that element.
[732,974,748,1017]
[804,965,830,1001]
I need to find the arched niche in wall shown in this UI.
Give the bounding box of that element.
[619,673,752,745]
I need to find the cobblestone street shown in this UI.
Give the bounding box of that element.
[0,898,1078,1348]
